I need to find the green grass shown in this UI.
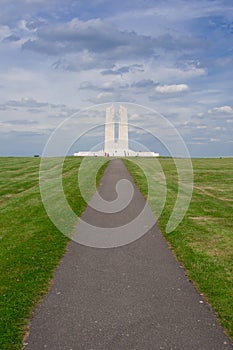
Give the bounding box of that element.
[1,156,232,347]
[124,157,233,340]
[0,156,109,350]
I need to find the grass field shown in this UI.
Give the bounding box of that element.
[0,156,232,348]
[0,156,109,350]
[124,157,233,340]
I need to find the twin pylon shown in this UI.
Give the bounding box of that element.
[104,105,129,156]
[74,105,159,157]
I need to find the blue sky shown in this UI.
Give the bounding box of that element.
[0,0,233,157]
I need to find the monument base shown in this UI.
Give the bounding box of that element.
[74,149,159,157]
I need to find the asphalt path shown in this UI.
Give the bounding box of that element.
[24,159,233,349]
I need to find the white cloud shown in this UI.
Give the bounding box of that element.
[97,92,113,100]
[22,18,157,59]
[115,1,233,23]
[160,65,206,80]
[155,84,189,94]
[196,125,207,129]
[0,25,11,40]
[210,138,220,142]
[208,106,233,114]
[213,126,226,131]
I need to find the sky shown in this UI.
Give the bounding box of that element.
[0,0,233,157]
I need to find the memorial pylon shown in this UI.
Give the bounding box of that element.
[104,105,115,153]
[74,104,159,157]
[104,105,129,156]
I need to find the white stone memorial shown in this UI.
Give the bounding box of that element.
[74,105,159,157]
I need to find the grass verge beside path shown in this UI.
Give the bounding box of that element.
[0,156,109,350]
[124,157,233,340]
